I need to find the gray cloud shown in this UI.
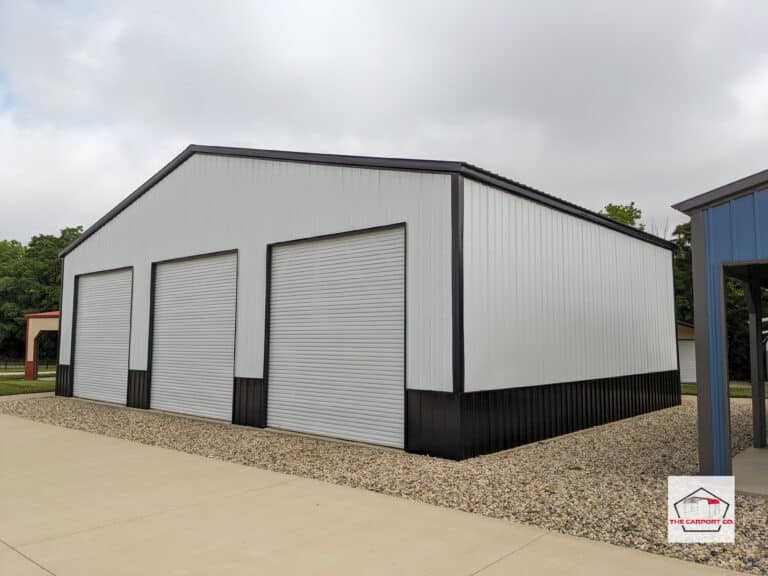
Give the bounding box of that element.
[1,0,767,241]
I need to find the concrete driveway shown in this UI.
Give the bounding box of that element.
[0,413,739,576]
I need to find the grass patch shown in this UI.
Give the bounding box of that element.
[0,375,55,396]
[681,383,768,398]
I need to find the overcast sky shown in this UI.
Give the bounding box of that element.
[1,1,767,242]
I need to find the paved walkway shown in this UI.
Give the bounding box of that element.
[0,414,738,576]
[733,447,768,498]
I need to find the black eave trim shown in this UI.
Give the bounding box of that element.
[456,165,672,250]
[451,174,465,395]
[60,145,673,258]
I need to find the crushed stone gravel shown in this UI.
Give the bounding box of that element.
[0,395,765,574]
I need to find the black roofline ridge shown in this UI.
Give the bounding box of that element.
[60,144,672,257]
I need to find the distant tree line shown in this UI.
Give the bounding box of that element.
[0,227,82,361]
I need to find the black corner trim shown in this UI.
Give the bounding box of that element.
[68,275,79,393]
[262,244,273,426]
[127,370,150,409]
[146,263,157,407]
[55,364,72,397]
[54,258,65,381]
[451,174,465,395]
[233,377,267,427]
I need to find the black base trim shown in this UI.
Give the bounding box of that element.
[407,370,680,460]
[406,391,462,459]
[233,377,266,427]
[127,370,150,409]
[55,364,72,397]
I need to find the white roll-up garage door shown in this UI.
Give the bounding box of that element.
[73,268,132,404]
[150,252,237,420]
[268,227,405,448]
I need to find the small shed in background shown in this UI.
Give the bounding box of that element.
[24,311,60,380]
[677,321,696,384]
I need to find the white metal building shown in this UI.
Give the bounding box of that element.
[56,146,679,459]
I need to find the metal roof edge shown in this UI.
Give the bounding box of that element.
[673,167,768,214]
[60,144,672,257]
[459,164,674,250]
[59,145,198,257]
[24,311,61,318]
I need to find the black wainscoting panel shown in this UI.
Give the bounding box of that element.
[127,370,150,409]
[460,370,680,459]
[55,364,72,397]
[233,377,266,427]
[406,390,463,459]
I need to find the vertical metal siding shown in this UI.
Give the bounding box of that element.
[268,227,405,448]
[462,179,677,392]
[678,341,697,383]
[705,203,733,473]
[700,186,768,472]
[150,252,237,420]
[73,269,132,404]
[407,371,681,460]
[58,155,451,392]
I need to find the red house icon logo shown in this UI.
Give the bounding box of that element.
[672,487,730,532]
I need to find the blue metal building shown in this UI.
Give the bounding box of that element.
[674,170,768,474]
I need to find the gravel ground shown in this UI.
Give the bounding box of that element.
[0,396,765,574]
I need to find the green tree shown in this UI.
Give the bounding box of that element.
[668,220,754,380]
[725,279,750,381]
[0,227,82,360]
[0,240,25,359]
[671,222,693,323]
[600,202,645,230]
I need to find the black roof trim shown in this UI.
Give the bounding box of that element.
[457,164,672,248]
[673,167,768,214]
[61,144,673,256]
